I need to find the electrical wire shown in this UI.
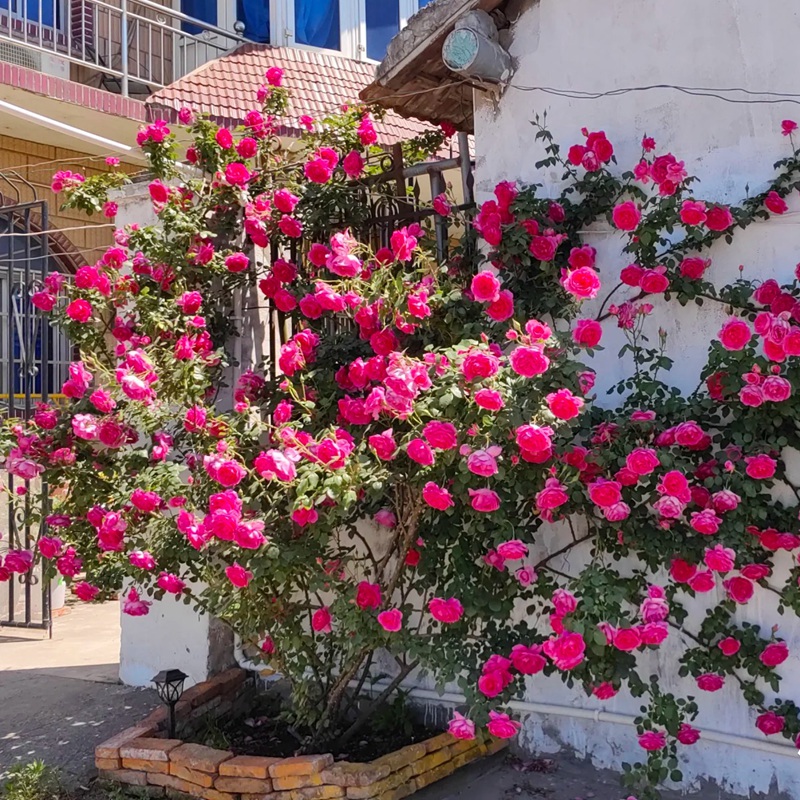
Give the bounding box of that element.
[508,82,800,107]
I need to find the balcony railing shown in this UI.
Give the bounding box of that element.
[0,0,246,96]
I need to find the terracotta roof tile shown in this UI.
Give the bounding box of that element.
[146,44,441,146]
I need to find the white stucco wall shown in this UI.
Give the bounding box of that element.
[469,1,800,795]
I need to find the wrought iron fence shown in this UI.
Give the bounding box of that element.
[250,137,475,384]
[0,0,245,95]
[0,198,69,633]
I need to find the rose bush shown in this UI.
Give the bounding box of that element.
[4,72,800,798]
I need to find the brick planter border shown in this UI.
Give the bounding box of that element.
[96,668,507,800]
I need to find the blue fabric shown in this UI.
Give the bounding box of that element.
[1,0,57,28]
[181,0,216,36]
[418,0,434,6]
[365,0,398,61]
[237,0,269,42]
[295,0,339,50]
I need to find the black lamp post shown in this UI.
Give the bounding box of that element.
[152,668,188,738]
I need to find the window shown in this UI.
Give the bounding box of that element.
[181,0,216,34]
[270,0,428,61]
[237,0,270,42]
[295,0,340,50]
[365,0,399,61]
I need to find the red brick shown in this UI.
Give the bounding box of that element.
[219,756,280,779]
[98,769,149,786]
[95,756,121,771]
[121,738,183,762]
[180,680,223,709]
[320,762,390,788]
[272,773,323,790]
[214,777,273,793]
[148,772,204,797]
[268,754,333,778]
[170,743,234,773]
[122,758,169,774]
[96,725,156,760]
[169,764,216,788]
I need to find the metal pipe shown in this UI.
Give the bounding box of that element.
[360,682,800,761]
[120,0,129,96]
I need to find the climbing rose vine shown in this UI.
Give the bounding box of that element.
[5,70,800,797]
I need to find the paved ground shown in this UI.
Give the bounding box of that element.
[0,600,158,783]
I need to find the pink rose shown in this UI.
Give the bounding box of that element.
[535,478,569,511]
[377,608,403,632]
[423,421,458,450]
[759,641,789,667]
[496,540,528,561]
[718,318,752,351]
[765,191,788,215]
[588,478,621,508]
[510,644,546,675]
[471,270,501,303]
[509,346,549,378]
[756,711,785,736]
[422,482,454,511]
[66,298,92,323]
[543,631,585,670]
[592,682,617,700]
[626,447,660,475]
[486,711,520,739]
[761,375,791,402]
[461,349,500,381]
[474,388,504,411]
[711,489,740,513]
[487,290,515,322]
[157,571,185,595]
[356,582,382,610]
[718,637,741,656]
[225,563,253,588]
[639,267,669,294]
[561,266,601,299]
[679,257,710,280]
[546,389,584,420]
[312,607,332,633]
[368,429,397,461]
[467,449,499,477]
[696,673,724,692]
[689,570,716,593]
[705,205,734,231]
[612,627,642,652]
[676,724,701,745]
[74,581,100,602]
[37,537,63,559]
[638,731,666,751]
[679,200,707,226]
[468,488,500,513]
[407,438,435,466]
[745,454,776,479]
[723,576,754,604]
[429,597,464,624]
[704,544,735,572]
[690,509,722,534]
[572,319,602,348]
[611,201,641,231]
[448,712,475,740]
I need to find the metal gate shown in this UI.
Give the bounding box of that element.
[0,198,70,633]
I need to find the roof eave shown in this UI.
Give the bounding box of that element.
[359,0,506,133]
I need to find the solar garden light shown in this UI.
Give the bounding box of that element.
[152,668,188,738]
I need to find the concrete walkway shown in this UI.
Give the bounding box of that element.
[0,600,158,782]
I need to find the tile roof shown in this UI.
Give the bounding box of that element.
[146,44,441,145]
